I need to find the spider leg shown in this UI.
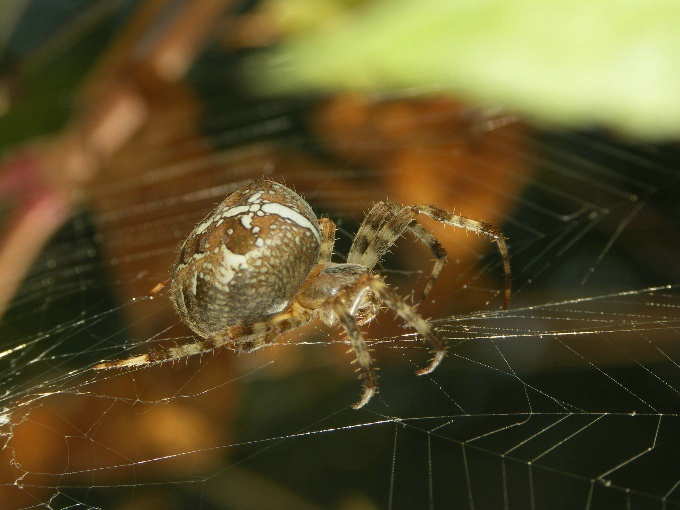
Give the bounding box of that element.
[407,222,447,307]
[348,201,397,264]
[93,305,317,369]
[318,217,336,263]
[347,201,413,268]
[93,326,268,369]
[349,200,511,310]
[147,277,170,298]
[229,304,317,353]
[413,205,511,309]
[357,274,446,376]
[347,202,448,307]
[327,272,447,408]
[329,293,379,409]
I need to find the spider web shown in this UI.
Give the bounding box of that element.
[1,4,679,510]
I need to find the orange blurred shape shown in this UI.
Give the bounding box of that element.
[1,353,237,508]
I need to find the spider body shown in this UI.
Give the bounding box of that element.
[171,180,321,337]
[96,179,511,409]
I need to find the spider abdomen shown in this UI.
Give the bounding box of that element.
[171,179,321,337]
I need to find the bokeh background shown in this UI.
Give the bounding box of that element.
[0,1,679,509]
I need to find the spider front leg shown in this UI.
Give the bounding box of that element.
[328,273,447,409]
[413,205,511,309]
[347,201,448,308]
[407,222,447,307]
[348,201,511,310]
[330,294,379,409]
[358,274,446,375]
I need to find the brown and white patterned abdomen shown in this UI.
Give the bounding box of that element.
[171,180,321,337]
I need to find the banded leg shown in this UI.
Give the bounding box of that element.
[318,217,336,263]
[413,205,511,309]
[94,305,317,370]
[348,201,413,268]
[330,296,378,409]
[327,273,447,408]
[350,201,511,310]
[347,201,394,262]
[231,304,317,352]
[348,202,448,307]
[357,274,447,375]
[407,222,448,307]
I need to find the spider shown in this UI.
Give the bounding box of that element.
[95,179,511,408]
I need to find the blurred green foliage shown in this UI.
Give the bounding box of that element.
[247,0,680,140]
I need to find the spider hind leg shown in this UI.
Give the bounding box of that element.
[94,306,316,370]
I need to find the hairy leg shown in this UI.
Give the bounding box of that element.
[349,201,511,310]
[347,201,412,268]
[94,304,317,369]
[347,202,448,307]
[326,272,448,408]
[357,274,446,375]
[406,222,448,307]
[330,295,379,409]
[413,204,511,309]
[232,304,317,352]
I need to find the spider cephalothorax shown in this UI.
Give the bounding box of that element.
[96,179,511,408]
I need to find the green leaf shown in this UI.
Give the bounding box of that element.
[246,0,680,140]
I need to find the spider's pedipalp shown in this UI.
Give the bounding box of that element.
[324,271,447,408]
[318,217,336,263]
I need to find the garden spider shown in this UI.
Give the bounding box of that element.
[95,179,511,408]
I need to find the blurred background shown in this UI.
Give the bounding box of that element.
[0,1,679,509]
